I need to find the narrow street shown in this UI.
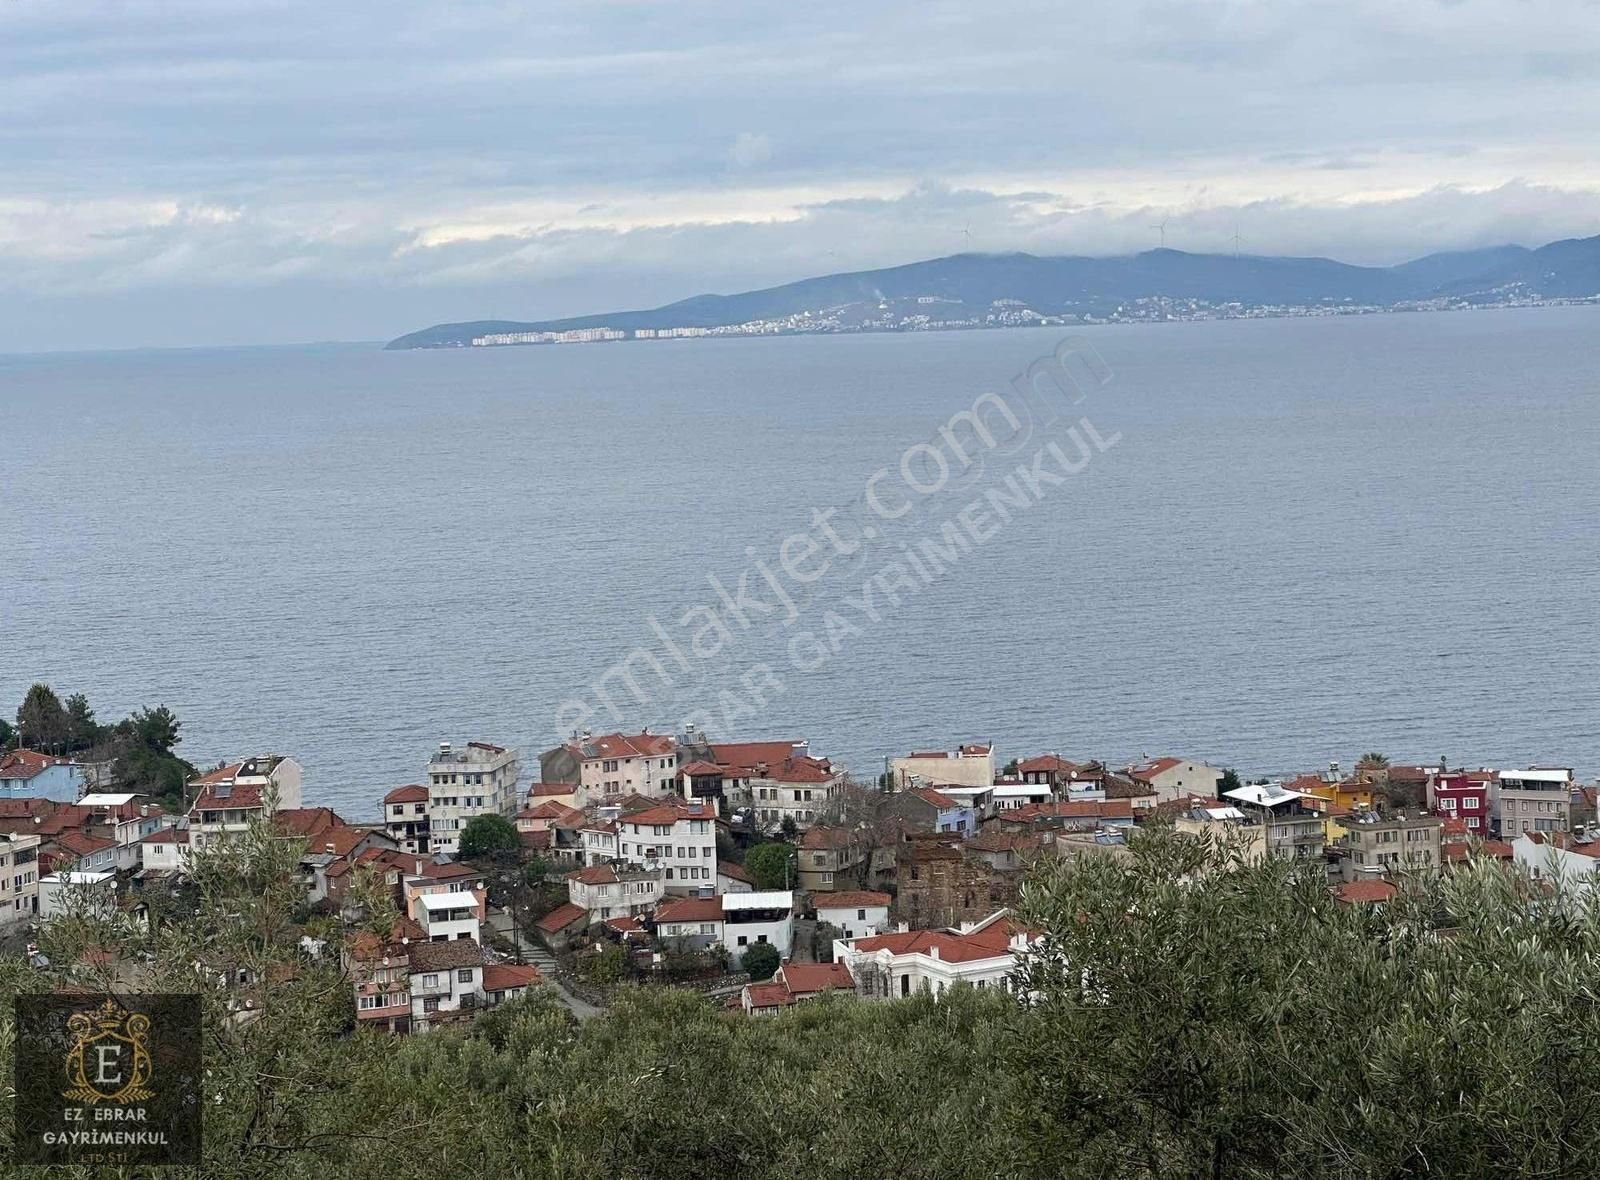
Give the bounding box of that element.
[487,909,602,1022]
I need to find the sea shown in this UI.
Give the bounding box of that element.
[3,306,1597,819]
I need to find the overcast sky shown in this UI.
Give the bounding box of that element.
[5,0,1600,351]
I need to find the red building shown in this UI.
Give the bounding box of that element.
[1430,771,1491,833]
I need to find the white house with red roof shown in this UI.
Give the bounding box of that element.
[1123,757,1225,803]
[653,894,725,949]
[815,890,891,941]
[567,864,664,920]
[602,801,718,894]
[833,910,1029,1000]
[187,756,303,850]
[889,744,995,792]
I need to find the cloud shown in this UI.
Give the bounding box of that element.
[2,0,1600,349]
[728,132,773,169]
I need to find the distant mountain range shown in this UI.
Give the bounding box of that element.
[385,233,1600,349]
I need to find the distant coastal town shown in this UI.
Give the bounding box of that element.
[465,289,1600,348]
[4,684,1593,1033]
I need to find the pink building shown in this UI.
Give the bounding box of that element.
[1430,771,1491,834]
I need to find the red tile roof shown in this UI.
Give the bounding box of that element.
[655,896,723,924]
[190,763,246,786]
[679,760,725,776]
[140,827,189,845]
[1126,757,1183,783]
[535,902,589,934]
[908,786,963,810]
[518,800,583,822]
[1334,880,1397,906]
[191,784,265,812]
[0,749,73,781]
[275,807,347,839]
[1016,754,1080,774]
[851,920,1016,964]
[574,732,677,760]
[719,861,753,884]
[383,784,428,805]
[814,891,891,910]
[777,960,854,995]
[482,963,542,992]
[799,825,852,850]
[529,782,576,797]
[625,802,715,827]
[744,981,794,1009]
[47,830,116,858]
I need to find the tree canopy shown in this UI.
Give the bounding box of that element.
[740,942,781,981]
[9,795,1600,1178]
[458,813,520,860]
[743,841,796,890]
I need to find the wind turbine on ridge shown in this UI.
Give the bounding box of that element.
[1149,217,1169,249]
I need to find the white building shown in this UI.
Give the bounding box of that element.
[137,826,190,876]
[424,741,520,855]
[991,781,1053,811]
[405,938,485,1032]
[815,891,891,941]
[889,744,995,791]
[1124,758,1226,803]
[833,911,1028,1000]
[701,741,844,832]
[414,891,482,942]
[721,889,794,958]
[608,802,718,894]
[1512,831,1600,903]
[38,870,117,921]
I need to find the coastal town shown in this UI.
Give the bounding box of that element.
[2,702,1593,1035]
[462,289,1600,348]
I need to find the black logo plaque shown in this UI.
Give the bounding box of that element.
[14,994,201,1166]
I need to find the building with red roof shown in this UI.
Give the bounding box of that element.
[835,911,1028,1000]
[0,749,85,803]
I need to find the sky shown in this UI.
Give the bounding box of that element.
[4,0,1600,351]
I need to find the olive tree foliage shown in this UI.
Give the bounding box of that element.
[1010,825,1600,1178]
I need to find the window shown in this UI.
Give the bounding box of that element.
[424,997,440,1012]
[737,935,748,947]
[457,968,474,983]
[359,994,379,1010]
[857,908,867,921]
[422,973,439,987]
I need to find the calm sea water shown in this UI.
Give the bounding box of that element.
[3,308,1597,818]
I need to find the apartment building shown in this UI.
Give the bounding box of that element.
[1495,767,1574,838]
[0,832,41,930]
[1339,813,1444,881]
[424,742,519,855]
